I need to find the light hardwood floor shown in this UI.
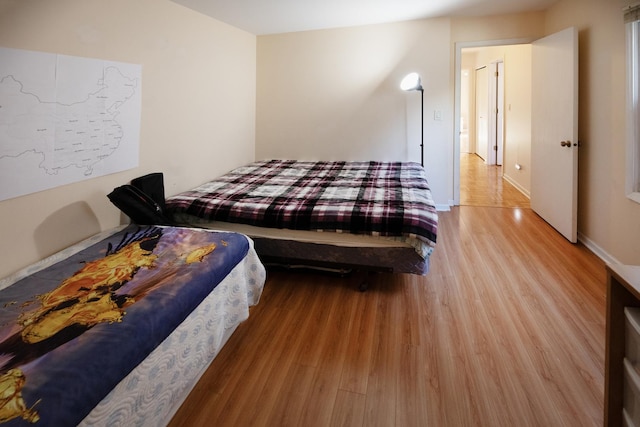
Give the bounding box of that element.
[460,152,530,208]
[169,166,605,426]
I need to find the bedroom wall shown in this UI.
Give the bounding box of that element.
[543,0,640,264]
[256,19,453,208]
[501,44,533,196]
[0,0,257,279]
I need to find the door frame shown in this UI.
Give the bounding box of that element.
[453,38,533,205]
[487,61,505,166]
[475,65,489,162]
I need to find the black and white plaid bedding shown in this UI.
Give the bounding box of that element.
[165,160,438,257]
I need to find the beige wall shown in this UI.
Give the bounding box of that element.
[256,19,454,207]
[0,0,257,278]
[450,12,545,43]
[502,44,532,195]
[544,0,639,264]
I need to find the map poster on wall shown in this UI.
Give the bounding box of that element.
[0,47,141,201]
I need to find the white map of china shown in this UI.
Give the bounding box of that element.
[0,47,141,201]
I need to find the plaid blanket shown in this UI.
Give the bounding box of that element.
[165,160,438,256]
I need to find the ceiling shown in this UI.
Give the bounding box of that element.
[171,0,560,35]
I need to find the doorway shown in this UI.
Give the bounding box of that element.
[460,152,530,207]
[456,42,532,208]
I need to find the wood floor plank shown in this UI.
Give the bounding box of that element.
[264,363,316,426]
[362,278,402,427]
[330,390,366,427]
[396,344,430,426]
[298,282,353,427]
[338,285,377,395]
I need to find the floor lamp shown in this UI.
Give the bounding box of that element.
[400,72,424,166]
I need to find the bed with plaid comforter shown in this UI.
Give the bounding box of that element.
[165,160,438,260]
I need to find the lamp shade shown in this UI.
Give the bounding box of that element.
[400,72,423,91]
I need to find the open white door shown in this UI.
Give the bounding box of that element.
[531,27,579,242]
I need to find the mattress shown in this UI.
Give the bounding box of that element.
[0,225,265,426]
[171,215,416,247]
[172,216,429,274]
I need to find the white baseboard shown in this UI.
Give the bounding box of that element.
[578,231,619,266]
[502,174,530,198]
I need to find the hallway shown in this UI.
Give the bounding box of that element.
[460,153,530,208]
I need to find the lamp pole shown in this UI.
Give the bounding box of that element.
[420,87,424,167]
[400,72,424,167]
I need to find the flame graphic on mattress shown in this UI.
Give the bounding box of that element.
[0,369,39,424]
[18,237,158,344]
[0,227,219,424]
[185,243,216,264]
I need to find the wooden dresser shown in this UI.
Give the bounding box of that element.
[605,264,640,426]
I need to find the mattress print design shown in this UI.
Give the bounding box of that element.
[0,225,249,426]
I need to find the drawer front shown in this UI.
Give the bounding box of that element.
[624,358,640,426]
[626,308,640,368]
[625,408,637,427]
